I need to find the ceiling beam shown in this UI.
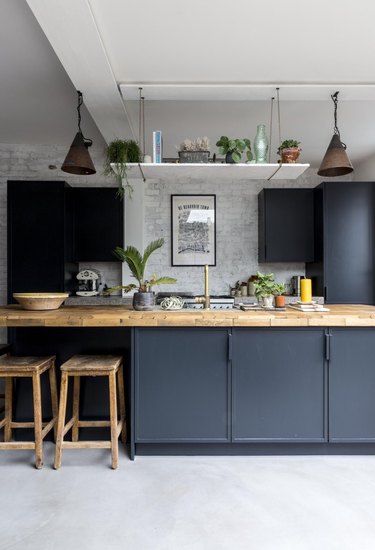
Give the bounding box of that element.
[26,0,134,143]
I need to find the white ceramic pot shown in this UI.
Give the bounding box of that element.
[262,295,274,307]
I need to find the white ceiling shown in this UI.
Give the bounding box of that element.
[3,0,375,167]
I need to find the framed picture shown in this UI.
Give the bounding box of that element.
[171,194,216,266]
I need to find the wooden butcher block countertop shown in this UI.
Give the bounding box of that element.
[1,304,375,327]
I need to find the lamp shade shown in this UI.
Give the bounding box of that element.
[61,132,96,175]
[317,134,353,177]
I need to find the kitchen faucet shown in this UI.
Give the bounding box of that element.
[195,264,210,309]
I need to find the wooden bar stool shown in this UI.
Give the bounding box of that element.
[0,355,58,469]
[54,355,126,470]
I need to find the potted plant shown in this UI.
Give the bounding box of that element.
[277,139,302,164]
[104,139,143,198]
[178,137,210,163]
[253,271,276,307]
[105,238,177,311]
[216,136,253,164]
[273,282,286,308]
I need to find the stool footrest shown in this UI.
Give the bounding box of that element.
[41,418,56,439]
[63,417,76,436]
[77,420,112,428]
[0,441,35,450]
[62,441,112,449]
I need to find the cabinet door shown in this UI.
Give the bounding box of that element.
[329,329,375,442]
[7,181,66,300]
[324,182,375,304]
[258,189,314,262]
[233,329,326,442]
[135,328,230,442]
[71,188,124,262]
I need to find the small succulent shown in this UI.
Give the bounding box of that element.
[179,136,210,151]
[277,139,301,155]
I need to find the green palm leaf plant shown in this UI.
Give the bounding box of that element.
[106,238,177,294]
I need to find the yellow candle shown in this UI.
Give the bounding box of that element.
[301,278,312,303]
[204,264,209,295]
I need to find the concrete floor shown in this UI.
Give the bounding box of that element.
[1,445,375,550]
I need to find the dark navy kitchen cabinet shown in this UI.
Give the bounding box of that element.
[306,182,375,304]
[7,180,76,301]
[258,188,314,262]
[69,187,124,262]
[329,329,375,442]
[135,328,230,442]
[232,329,326,442]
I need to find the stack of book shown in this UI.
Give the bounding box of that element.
[288,302,330,312]
[152,131,162,163]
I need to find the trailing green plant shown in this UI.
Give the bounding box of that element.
[277,139,301,155]
[253,271,277,299]
[273,282,286,296]
[104,139,143,198]
[105,238,177,294]
[216,136,253,163]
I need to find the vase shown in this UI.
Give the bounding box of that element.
[133,292,155,311]
[262,295,274,307]
[225,152,235,164]
[178,151,210,163]
[254,124,269,164]
[275,295,286,308]
[280,148,301,164]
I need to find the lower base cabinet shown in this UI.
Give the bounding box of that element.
[232,329,326,442]
[329,329,375,442]
[135,328,230,442]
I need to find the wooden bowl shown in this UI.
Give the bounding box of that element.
[13,293,69,311]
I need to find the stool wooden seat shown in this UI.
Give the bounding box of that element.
[0,355,58,469]
[54,355,126,470]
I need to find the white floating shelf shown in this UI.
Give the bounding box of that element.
[126,163,310,181]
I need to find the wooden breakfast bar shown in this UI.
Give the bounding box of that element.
[2,304,375,459]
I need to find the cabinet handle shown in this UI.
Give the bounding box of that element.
[228,332,233,361]
[325,333,331,361]
[324,286,328,301]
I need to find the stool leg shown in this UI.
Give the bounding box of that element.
[54,372,69,470]
[4,378,13,442]
[72,376,80,442]
[32,373,43,469]
[109,371,119,469]
[48,360,59,442]
[117,365,126,445]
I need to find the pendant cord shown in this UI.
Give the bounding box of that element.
[332,91,340,136]
[269,96,274,163]
[76,90,92,146]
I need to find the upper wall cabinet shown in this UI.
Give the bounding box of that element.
[69,188,124,262]
[258,188,314,263]
[7,180,77,300]
[306,182,375,304]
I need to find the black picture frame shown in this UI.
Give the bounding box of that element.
[171,194,216,266]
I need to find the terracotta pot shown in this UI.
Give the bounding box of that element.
[281,147,301,164]
[133,292,155,311]
[275,295,286,308]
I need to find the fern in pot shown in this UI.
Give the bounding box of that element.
[106,238,177,311]
[104,139,142,198]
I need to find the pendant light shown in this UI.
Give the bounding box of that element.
[317,91,353,177]
[61,90,96,175]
